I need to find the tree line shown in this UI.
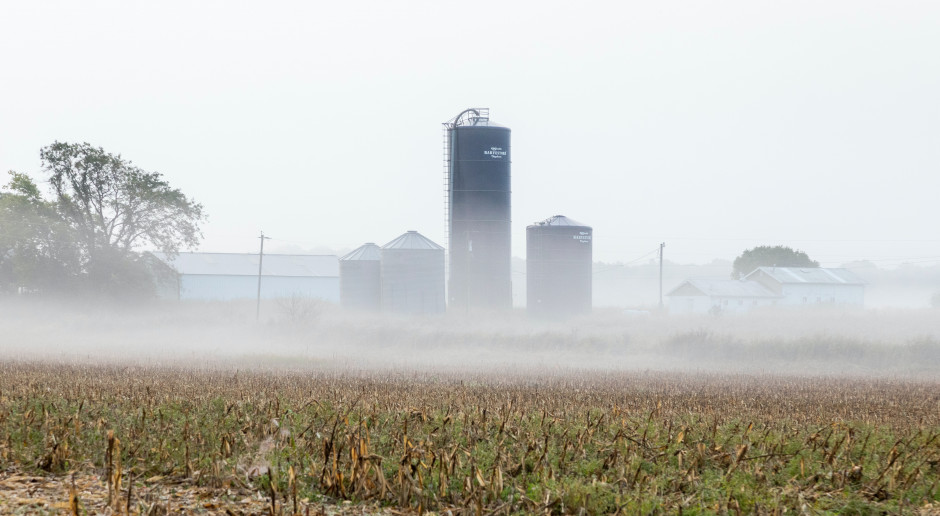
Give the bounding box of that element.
[0,142,204,298]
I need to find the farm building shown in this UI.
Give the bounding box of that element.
[380,231,445,315]
[667,267,865,314]
[666,278,780,314]
[152,252,339,301]
[526,215,593,318]
[745,267,865,306]
[339,243,382,311]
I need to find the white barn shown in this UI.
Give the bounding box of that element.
[153,252,339,302]
[667,267,865,314]
[666,278,780,315]
[744,267,865,306]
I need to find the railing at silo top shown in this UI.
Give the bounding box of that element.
[442,107,491,252]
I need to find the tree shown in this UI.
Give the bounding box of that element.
[0,142,205,297]
[41,142,204,257]
[0,172,81,293]
[732,245,819,279]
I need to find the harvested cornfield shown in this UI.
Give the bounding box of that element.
[1,362,938,514]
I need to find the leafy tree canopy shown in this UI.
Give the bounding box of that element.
[41,142,204,257]
[732,245,819,279]
[0,143,205,297]
[0,172,81,293]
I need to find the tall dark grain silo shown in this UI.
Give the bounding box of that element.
[527,215,593,318]
[339,243,381,311]
[443,108,511,312]
[381,231,445,315]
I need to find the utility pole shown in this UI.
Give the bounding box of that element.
[659,242,666,310]
[256,231,271,321]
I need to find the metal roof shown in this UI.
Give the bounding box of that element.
[745,267,866,285]
[382,231,444,251]
[530,215,590,228]
[340,243,381,261]
[152,252,338,277]
[667,279,780,298]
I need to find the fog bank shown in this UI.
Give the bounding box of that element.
[1,298,938,379]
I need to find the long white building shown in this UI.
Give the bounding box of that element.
[667,267,865,314]
[152,252,339,302]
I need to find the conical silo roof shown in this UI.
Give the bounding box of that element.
[382,231,444,251]
[530,215,590,228]
[340,243,381,261]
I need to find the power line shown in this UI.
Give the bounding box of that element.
[593,246,661,275]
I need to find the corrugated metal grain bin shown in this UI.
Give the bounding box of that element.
[444,108,512,312]
[339,243,381,311]
[526,215,592,318]
[380,231,445,315]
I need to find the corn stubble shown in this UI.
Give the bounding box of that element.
[0,362,938,515]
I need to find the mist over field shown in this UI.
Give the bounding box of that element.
[3,298,939,514]
[3,298,938,380]
[3,2,940,512]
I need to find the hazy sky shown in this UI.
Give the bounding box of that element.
[2,1,938,267]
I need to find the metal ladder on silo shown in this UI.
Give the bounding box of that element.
[442,127,450,252]
[441,107,489,253]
